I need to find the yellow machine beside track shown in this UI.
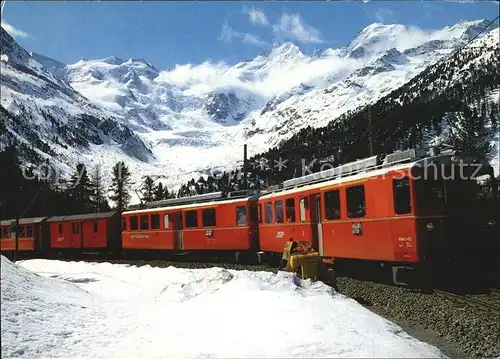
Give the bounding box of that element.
[281,240,337,288]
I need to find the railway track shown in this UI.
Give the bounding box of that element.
[489,288,500,296]
[434,289,500,316]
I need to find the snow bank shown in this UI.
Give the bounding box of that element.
[1,256,445,358]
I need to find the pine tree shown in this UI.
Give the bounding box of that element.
[153,182,165,201]
[68,163,92,210]
[89,165,110,213]
[447,101,493,158]
[142,176,155,202]
[109,161,132,211]
[163,184,171,199]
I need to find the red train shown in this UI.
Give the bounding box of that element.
[1,148,497,283]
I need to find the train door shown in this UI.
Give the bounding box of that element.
[71,221,82,248]
[311,193,324,255]
[172,212,183,250]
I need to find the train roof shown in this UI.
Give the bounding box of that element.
[259,149,493,199]
[259,161,415,199]
[0,217,49,226]
[123,195,256,215]
[45,212,118,222]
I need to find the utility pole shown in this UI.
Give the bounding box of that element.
[243,144,248,191]
[368,106,374,156]
[12,217,19,261]
[95,165,101,215]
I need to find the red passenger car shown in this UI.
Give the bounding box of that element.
[46,212,121,254]
[258,148,495,282]
[0,217,47,255]
[122,191,260,258]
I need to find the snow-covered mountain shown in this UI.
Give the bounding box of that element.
[1,19,497,201]
[0,27,153,189]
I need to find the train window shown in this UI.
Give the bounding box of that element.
[393,178,412,215]
[122,218,127,231]
[164,214,169,229]
[264,202,273,224]
[299,198,307,222]
[26,225,33,238]
[151,214,160,229]
[258,204,262,223]
[325,190,341,220]
[346,185,366,218]
[202,208,216,227]
[236,206,247,225]
[1,227,7,238]
[94,221,99,233]
[275,200,284,223]
[140,215,149,230]
[19,226,25,237]
[285,198,296,223]
[58,223,63,234]
[130,216,139,230]
[250,204,258,223]
[72,222,80,234]
[72,223,75,234]
[185,210,198,228]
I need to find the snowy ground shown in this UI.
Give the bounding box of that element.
[1,256,446,359]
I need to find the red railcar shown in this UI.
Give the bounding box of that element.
[0,217,47,254]
[46,212,121,253]
[258,148,496,281]
[258,162,417,262]
[122,192,260,257]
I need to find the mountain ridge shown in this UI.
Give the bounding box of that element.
[1,18,497,202]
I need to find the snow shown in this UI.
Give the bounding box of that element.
[1,256,446,359]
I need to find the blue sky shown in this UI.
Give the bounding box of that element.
[2,1,498,70]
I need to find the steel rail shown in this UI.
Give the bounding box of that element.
[434,289,500,316]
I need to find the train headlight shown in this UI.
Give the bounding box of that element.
[426,222,435,231]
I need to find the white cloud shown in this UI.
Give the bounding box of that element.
[155,46,362,99]
[218,22,268,47]
[156,61,233,91]
[1,22,30,39]
[273,13,325,44]
[218,22,238,43]
[374,8,396,24]
[156,21,477,100]
[244,7,269,26]
[242,33,268,47]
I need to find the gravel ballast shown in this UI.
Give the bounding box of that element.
[337,277,500,358]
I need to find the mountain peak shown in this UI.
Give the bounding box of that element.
[101,56,125,65]
[269,41,303,60]
[126,58,159,72]
[30,52,66,74]
[449,18,495,39]
[256,41,303,60]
